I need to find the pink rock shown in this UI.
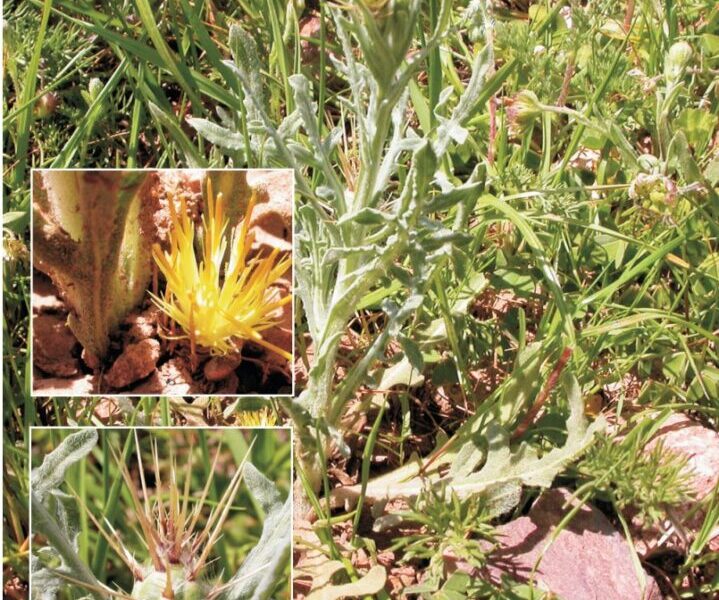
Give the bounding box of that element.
[446,488,662,600]
[105,339,161,389]
[647,413,719,501]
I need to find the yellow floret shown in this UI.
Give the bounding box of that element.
[151,181,291,361]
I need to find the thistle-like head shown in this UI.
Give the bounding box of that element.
[150,178,292,362]
[76,432,255,599]
[505,90,544,135]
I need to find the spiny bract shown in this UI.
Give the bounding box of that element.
[84,433,252,600]
[151,179,291,360]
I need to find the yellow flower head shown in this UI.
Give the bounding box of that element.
[151,181,292,361]
[234,407,278,427]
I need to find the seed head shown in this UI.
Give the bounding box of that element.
[75,433,255,599]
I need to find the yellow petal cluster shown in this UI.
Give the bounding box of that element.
[151,182,291,360]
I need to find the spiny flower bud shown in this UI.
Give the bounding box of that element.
[506,90,544,134]
[34,91,59,119]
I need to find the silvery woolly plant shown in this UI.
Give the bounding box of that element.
[190,0,599,518]
[193,0,479,489]
[30,430,291,600]
[287,0,467,492]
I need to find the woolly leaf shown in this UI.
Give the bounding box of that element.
[434,45,492,155]
[188,118,248,153]
[30,430,102,600]
[31,429,98,500]
[333,374,604,521]
[229,24,265,124]
[221,463,291,600]
[450,375,604,505]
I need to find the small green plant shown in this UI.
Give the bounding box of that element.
[390,484,496,590]
[577,423,695,526]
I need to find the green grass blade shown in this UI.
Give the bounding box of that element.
[132,0,202,108]
[10,0,53,192]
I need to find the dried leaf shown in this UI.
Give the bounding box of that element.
[305,566,387,600]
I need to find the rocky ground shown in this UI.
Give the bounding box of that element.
[294,409,719,599]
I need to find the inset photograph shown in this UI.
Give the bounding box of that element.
[31,169,293,396]
[30,427,291,599]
